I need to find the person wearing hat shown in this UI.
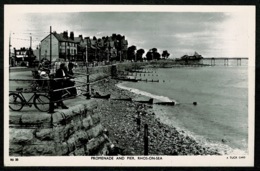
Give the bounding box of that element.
[54,63,71,109]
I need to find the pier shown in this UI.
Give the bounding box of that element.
[203,57,248,66]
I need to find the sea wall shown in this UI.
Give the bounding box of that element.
[9,100,110,156]
[79,62,148,81]
[9,62,149,156]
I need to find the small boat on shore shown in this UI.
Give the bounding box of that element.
[154,101,175,106]
[92,94,111,99]
[111,98,132,101]
[134,98,153,104]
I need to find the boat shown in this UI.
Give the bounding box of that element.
[133,98,153,104]
[111,98,132,101]
[154,101,175,106]
[92,94,111,99]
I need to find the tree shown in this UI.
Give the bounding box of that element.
[127,45,136,61]
[154,52,161,60]
[151,48,157,53]
[146,49,153,61]
[149,48,160,60]
[162,50,170,59]
[136,49,145,61]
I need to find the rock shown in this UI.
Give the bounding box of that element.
[10,129,35,145]
[21,113,51,125]
[9,144,23,155]
[35,128,54,141]
[22,142,56,156]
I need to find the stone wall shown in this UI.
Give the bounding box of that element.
[9,62,148,156]
[76,62,147,82]
[9,100,110,156]
[116,62,147,72]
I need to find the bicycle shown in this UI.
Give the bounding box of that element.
[9,88,50,112]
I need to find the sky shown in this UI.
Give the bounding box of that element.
[6,6,253,58]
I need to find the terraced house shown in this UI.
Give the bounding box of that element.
[40,31,129,63]
[82,34,128,62]
[40,31,80,62]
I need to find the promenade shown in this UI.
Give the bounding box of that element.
[8,62,220,156]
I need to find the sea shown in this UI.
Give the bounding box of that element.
[117,59,249,155]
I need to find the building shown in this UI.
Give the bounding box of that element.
[181,52,203,60]
[12,47,35,66]
[33,47,40,61]
[180,51,203,64]
[82,34,128,62]
[40,31,129,63]
[40,31,78,62]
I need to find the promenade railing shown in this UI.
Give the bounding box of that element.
[9,74,90,113]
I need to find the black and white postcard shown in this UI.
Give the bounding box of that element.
[4,5,255,167]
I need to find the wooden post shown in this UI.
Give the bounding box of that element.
[119,51,122,62]
[86,67,90,99]
[137,113,141,131]
[48,77,55,113]
[144,124,148,155]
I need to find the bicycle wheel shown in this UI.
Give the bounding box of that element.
[33,94,50,112]
[9,93,24,111]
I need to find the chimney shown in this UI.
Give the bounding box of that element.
[79,35,83,39]
[63,31,68,38]
[70,31,74,40]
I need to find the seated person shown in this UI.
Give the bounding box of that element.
[53,63,72,109]
[68,61,74,76]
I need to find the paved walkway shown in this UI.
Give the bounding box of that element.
[9,94,91,113]
[9,95,95,126]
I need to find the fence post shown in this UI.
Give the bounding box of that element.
[144,124,148,155]
[48,77,55,113]
[111,64,118,78]
[137,113,141,131]
[86,67,91,99]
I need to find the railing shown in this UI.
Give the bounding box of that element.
[9,71,91,113]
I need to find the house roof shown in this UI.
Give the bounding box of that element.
[53,32,77,43]
[74,37,83,43]
[41,32,79,43]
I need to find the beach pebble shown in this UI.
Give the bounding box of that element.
[90,77,220,156]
